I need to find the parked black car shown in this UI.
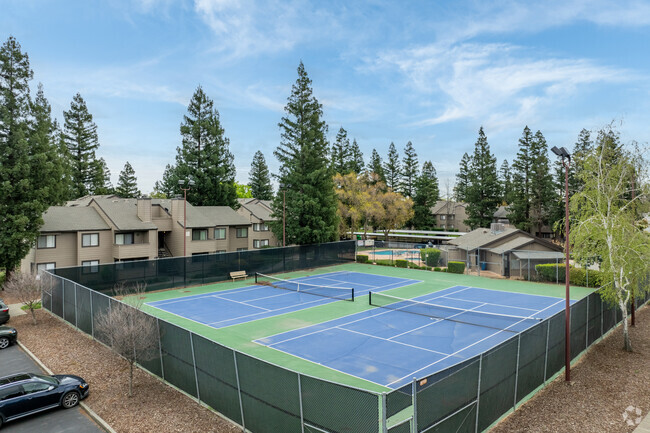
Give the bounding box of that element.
[0,299,9,325]
[0,327,17,350]
[0,373,89,428]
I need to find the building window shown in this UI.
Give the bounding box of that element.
[36,263,56,273]
[236,228,248,238]
[253,239,269,248]
[449,224,454,229]
[237,248,248,251]
[81,260,99,273]
[81,233,99,247]
[192,229,208,241]
[37,235,56,249]
[253,223,269,232]
[440,215,446,220]
[449,215,455,220]
[214,228,226,240]
[115,233,134,245]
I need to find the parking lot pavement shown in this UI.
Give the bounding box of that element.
[1,344,105,433]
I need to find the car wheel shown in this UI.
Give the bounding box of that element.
[0,337,9,350]
[61,391,80,409]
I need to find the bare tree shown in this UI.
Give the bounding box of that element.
[3,272,44,324]
[94,283,159,397]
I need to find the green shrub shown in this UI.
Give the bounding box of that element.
[434,267,441,272]
[534,263,604,287]
[375,259,394,267]
[448,261,465,274]
[396,260,408,268]
[356,254,369,263]
[420,248,441,267]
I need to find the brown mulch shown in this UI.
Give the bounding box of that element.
[492,305,650,433]
[11,309,240,433]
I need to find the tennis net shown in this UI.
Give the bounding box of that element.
[369,292,542,332]
[255,273,355,301]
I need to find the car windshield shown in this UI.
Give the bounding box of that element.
[33,374,58,385]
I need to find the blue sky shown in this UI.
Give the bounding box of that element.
[3,0,650,194]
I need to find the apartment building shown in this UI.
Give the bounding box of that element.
[430,200,471,232]
[20,195,266,273]
[236,198,281,249]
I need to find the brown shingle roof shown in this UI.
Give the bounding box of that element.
[41,207,110,232]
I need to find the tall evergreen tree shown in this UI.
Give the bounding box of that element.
[174,85,237,207]
[508,126,534,231]
[270,62,338,245]
[401,141,419,197]
[249,150,273,200]
[63,93,101,198]
[91,157,114,195]
[411,161,439,229]
[116,161,141,198]
[153,164,178,198]
[348,139,364,174]
[331,127,351,174]
[383,142,401,191]
[465,127,500,229]
[367,148,386,183]
[499,159,513,204]
[528,130,554,234]
[454,152,471,202]
[0,37,60,273]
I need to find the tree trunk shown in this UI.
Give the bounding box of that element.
[129,361,134,397]
[619,298,632,352]
[30,308,37,325]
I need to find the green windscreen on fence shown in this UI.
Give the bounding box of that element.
[90,291,110,343]
[191,334,242,425]
[386,382,413,419]
[236,353,301,433]
[388,420,412,433]
[51,276,63,318]
[477,337,519,431]
[53,241,355,294]
[544,311,565,379]
[587,293,603,345]
[75,284,92,335]
[416,357,480,432]
[516,320,548,402]
[158,321,198,398]
[570,298,588,359]
[301,375,379,433]
[63,279,76,325]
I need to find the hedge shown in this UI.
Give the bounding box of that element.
[535,263,603,287]
[375,259,394,267]
[396,260,409,268]
[420,248,441,267]
[448,261,465,274]
[356,254,369,263]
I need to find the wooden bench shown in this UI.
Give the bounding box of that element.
[230,270,248,281]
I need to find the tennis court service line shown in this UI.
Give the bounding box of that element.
[385,298,565,387]
[337,326,450,357]
[263,286,472,348]
[439,295,541,312]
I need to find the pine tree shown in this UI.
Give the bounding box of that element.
[249,150,273,200]
[0,37,60,273]
[153,164,178,199]
[411,161,439,229]
[91,157,114,195]
[30,83,67,205]
[384,142,401,191]
[174,85,237,207]
[528,130,554,235]
[116,161,141,198]
[499,160,513,204]
[367,148,386,183]
[63,93,101,198]
[454,152,471,202]
[508,126,534,231]
[465,127,500,230]
[331,127,351,174]
[271,62,338,245]
[401,141,419,197]
[348,139,364,174]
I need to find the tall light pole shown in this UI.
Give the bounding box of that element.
[178,178,195,257]
[552,145,571,382]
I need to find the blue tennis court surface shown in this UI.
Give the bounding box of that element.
[256,286,573,389]
[146,271,420,329]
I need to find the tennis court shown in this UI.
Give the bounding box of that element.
[146,271,421,329]
[256,285,573,389]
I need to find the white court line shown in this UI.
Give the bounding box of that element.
[207,296,329,326]
[339,326,450,356]
[149,283,267,306]
[439,295,541,312]
[208,294,272,312]
[264,286,473,347]
[385,298,565,387]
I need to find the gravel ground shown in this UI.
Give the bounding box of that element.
[492,304,650,433]
[11,309,240,433]
[10,304,650,433]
